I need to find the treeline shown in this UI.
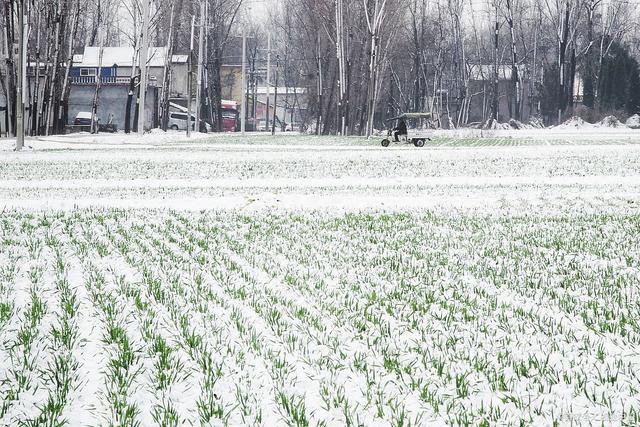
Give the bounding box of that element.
[2,0,640,138]
[1,0,243,137]
[271,0,640,133]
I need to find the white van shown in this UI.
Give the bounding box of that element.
[168,112,212,132]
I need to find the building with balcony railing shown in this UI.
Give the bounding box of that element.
[68,46,189,131]
[70,75,158,86]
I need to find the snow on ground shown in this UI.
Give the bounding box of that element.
[1,133,640,213]
[0,129,214,151]
[1,133,640,425]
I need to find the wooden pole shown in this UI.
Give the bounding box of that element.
[91,36,104,134]
[45,3,61,136]
[493,2,499,123]
[1,5,12,137]
[187,16,195,138]
[195,0,205,131]
[316,31,322,135]
[271,56,278,135]
[241,30,246,135]
[265,32,270,132]
[15,0,25,150]
[160,4,175,131]
[138,0,150,133]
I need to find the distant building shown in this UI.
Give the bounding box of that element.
[254,86,308,126]
[69,47,189,130]
[220,37,309,129]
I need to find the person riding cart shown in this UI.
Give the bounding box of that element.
[393,118,408,142]
[381,113,433,148]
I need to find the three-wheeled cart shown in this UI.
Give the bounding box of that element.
[381,113,434,147]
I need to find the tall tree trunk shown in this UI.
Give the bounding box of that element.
[91,43,104,134]
[3,0,15,136]
[582,0,599,109]
[506,0,520,121]
[492,3,499,124]
[58,1,79,135]
[160,5,175,131]
[558,0,570,124]
[45,1,63,136]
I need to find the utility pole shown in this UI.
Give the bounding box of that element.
[241,30,246,135]
[91,34,105,134]
[493,1,499,124]
[187,16,195,138]
[2,5,14,138]
[15,0,26,150]
[160,4,175,131]
[138,0,151,134]
[0,17,4,137]
[44,5,61,136]
[195,0,205,131]
[317,31,323,135]
[265,33,271,132]
[272,56,279,135]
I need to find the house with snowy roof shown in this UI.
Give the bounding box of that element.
[68,46,189,130]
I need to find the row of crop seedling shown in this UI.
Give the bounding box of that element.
[116,270,187,427]
[100,216,243,426]
[24,246,81,425]
[0,258,18,335]
[206,211,640,424]
[178,213,433,426]
[10,209,635,426]
[82,264,143,427]
[151,221,298,426]
[142,213,326,426]
[0,233,48,421]
[203,214,460,419]
[189,211,636,412]
[80,212,191,426]
[468,215,640,340]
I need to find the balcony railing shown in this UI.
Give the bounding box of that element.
[71,76,157,86]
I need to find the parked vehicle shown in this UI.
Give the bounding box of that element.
[221,108,238,132]
[72,112,117,133]
[168,112,212,133]
[73,112,95,127]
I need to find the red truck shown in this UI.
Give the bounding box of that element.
[221,100,239,132]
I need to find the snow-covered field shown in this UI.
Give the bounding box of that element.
[1,133,640,425]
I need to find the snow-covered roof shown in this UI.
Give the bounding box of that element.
[75,112,93,119]
[75,47,187,68]
[172,55,189,64]
[256,87,307,95]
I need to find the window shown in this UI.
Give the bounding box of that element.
[172,113,188,121]
[222,109,237,119]
[80,68,96,76]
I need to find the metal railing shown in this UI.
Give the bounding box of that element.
[71,76,157,86]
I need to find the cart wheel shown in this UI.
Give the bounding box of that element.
[381,139,391,147]
[414,139,425,148]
